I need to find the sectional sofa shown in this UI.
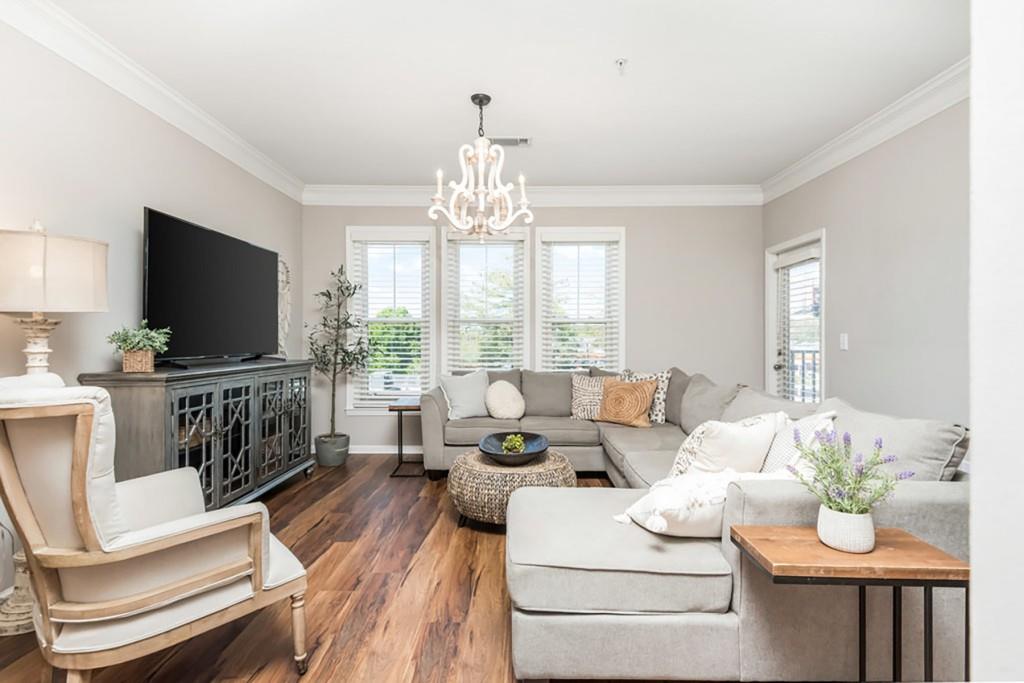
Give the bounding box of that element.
[420,368,970,681]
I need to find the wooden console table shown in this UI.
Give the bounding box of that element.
[730,525,969,683]
[79,359,314,510]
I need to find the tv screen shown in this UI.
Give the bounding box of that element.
[144,208,278,360]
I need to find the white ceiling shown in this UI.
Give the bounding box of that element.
[50,0,969,186]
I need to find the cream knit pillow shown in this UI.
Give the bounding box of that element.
[671,411,789,477]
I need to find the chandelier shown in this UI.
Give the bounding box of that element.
[429,93,533,237]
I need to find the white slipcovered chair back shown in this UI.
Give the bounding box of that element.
[0,373,131,551]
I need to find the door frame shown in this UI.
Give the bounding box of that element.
[764,229,826,397]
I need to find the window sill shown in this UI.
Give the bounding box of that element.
[345,409,399,417]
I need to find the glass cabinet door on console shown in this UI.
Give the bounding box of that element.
[169,383,220,508]
[218,378,257,505]
[286,373,310,467]
[257,375,289,484]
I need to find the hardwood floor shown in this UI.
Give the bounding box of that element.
[0,454,611,682]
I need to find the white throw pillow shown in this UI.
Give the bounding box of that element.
[614,469,794,538]
[761,410,837,474]
[486,380,525,419]
[670,411,788,477]
[438,370,490,420]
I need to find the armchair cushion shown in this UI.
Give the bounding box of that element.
[115,468,206,530]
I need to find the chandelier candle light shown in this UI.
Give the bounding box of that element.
[429,93,534,237]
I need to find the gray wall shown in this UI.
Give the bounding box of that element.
[0,22,303,589]
[763,101,969,424]
[302,205,765,449]
[0,23,305,381]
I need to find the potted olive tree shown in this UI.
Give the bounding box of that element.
[308,265,368,466]
[106,320,172,373]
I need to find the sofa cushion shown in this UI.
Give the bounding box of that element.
[445,417,521,445]
[664,367,692,426]
[488,369,521,391]
[589,367,621,377]
[721,387,817,422]
[599,423,686,473]
[506,487,732,614]
[620,450,677,488]
[522,370,574,417]
[521,416,601,446]
[679,374,740,434]
[818,398,969,481]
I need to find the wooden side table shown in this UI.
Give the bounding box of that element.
[387,397,424,478]
[731,525,969,683]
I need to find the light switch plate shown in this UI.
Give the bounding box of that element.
[839,333,849,351]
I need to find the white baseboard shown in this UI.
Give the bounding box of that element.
[347,444,424,456]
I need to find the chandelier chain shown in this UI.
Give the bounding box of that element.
[478,103,485,138]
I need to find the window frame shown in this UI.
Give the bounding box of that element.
[764,228,826,399]
[534,226,627,372]
[344,225,437,415]
[439,227,531,374]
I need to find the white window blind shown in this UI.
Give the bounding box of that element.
[348,229,433,409]
[444,237,526,372]
[774,246,822,402]
[537,230,624,371]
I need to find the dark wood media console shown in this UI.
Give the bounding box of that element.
[79,358,314,510]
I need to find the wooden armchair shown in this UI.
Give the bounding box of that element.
[0,374,308,682]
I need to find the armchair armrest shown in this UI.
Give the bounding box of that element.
[36,502,269,577]
[421,387,449,471]
[115,467,206,529]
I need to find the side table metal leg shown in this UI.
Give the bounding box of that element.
[859,585,866,683]
[924,585,933,682]
[893,585,902,682]
[965,585,970,681]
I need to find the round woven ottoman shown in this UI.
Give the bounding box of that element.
[447,448,576,525]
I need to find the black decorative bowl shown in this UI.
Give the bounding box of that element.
[478,432,549,466]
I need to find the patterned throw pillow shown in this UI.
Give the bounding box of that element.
[570,375,607,420]
[670,412,788,477]
[622,369,671,424]
[597,378,657,428]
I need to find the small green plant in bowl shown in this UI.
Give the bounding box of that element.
[106,320,171,373]
[502,433,526,454]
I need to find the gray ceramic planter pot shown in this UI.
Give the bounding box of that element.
[315,434,350,467]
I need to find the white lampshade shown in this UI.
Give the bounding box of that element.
[0,228,108,313]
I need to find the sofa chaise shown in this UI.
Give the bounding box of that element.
[421,368,970,681]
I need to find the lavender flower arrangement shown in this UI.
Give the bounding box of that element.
[787,429,915,515]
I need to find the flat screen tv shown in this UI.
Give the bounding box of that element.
[144,208,278,361]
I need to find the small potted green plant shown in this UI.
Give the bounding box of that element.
[788,429,914,553]
[106,320,171,373]
[308,265,369,467]
[502,433,526,454]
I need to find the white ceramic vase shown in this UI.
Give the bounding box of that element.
[816,504,876,553]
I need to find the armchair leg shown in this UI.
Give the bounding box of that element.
[291,591,308,675]
[65,670,92,683]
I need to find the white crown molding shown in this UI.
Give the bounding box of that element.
[761,57,970,203]
[302,184,764,207]
[1,0,305,201]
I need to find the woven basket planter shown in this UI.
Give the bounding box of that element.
[447,449,576,524]
[122,350,155,373]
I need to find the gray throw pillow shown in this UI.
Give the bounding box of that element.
[817,398,969,482]
[522,370,574,417]
[438,370,490,420]
[664,367,691,426]
[679,374,741,434]
[722,387,818,422]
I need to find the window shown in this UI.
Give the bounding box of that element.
[346,226,435,410]
[767,234,823,402]
[536,227,625,371]
[443,233,528,372]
